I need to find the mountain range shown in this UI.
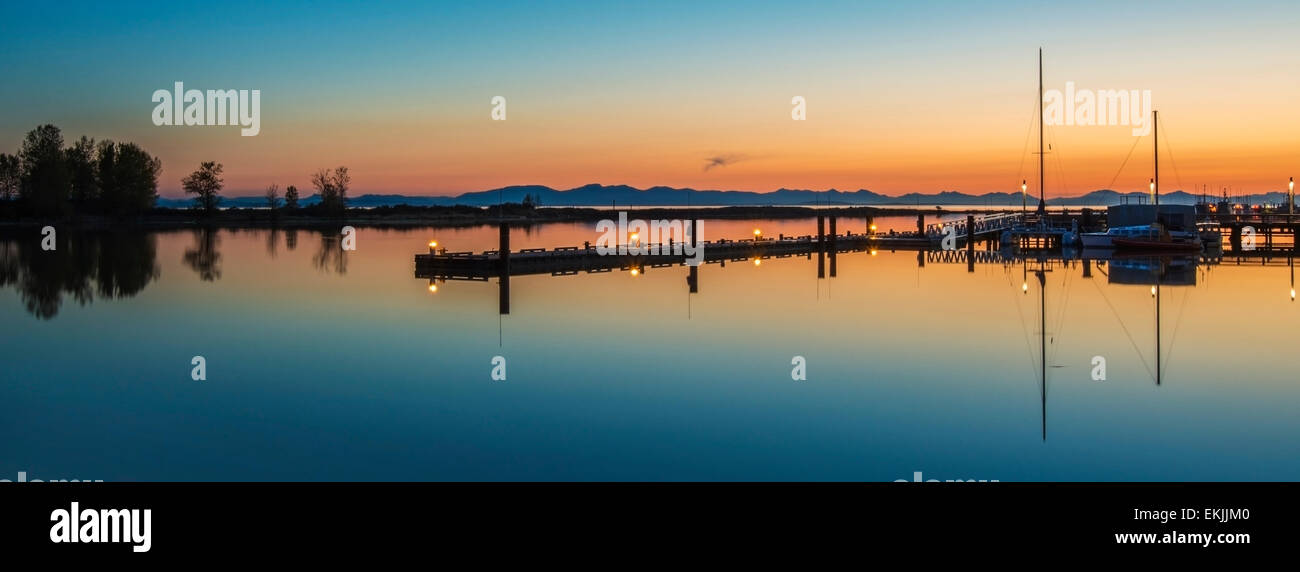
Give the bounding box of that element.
[156,184,1283,209]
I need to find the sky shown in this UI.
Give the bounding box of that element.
[0,0,1297,198]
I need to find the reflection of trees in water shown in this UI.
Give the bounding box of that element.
[285,229,298,251]
[182,228,222,281]
[265,228,279,258]
[312,229,348,275]
[0,231,159,319]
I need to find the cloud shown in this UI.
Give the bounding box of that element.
[702,154,748,172]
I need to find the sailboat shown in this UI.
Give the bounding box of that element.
[1109,110,1202,252]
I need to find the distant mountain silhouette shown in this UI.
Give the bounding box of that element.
[156,185,1286,209]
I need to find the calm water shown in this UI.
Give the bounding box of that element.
[2,218,1298,481]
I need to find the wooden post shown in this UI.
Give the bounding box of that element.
[688,265,698,293]
[817,215,825,278]
[829,216,838,277]
[966,214,975,273]
[498,223,510,315]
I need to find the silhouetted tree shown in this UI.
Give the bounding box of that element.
[264,183,280,210]
[18,124,71,216]
[182,161,223,214]
[283,184,299,209]
[0,153,19,201]
[66,136,98,209]
[311,166,349,213]
[102,142,161,215]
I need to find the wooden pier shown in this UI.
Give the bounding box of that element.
[415,213,1027,280]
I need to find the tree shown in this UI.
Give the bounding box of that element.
[283,184,299,209]
[18,124,71,216]
[311,166,350,213]
[0,153,19,201]
[109,143,162,215]
[66,136,99,209]
[182,161,223,214]
[264,183,280,210]
[95,140,117,209]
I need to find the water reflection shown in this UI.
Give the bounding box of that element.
[182,228,222,281]
[0,230,158,319]
[417,239,1231,442]
[4,225,1300,479]
[313,229,348,275]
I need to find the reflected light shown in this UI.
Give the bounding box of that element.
[1022,282,1028,293]
[630,268,640,276]
[752,258,761,266]
[1151,285,1157,297]
[428,284,438,293]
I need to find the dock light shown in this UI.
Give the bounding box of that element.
[428,240,439,254]
[1290,177,1294,216]
[870,224,878,232]
[753,228,762,240]
[1021,180,1027,213]
[1149,178,1155,201]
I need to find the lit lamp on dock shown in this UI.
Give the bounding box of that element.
[1149,179,1155,203]
[1021,180,1027,213]
[753,228,762,241]
[428,240,440,255]
[630,232,640,248]
[1289,177,1294,216]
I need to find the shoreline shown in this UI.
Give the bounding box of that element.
[0,204,1016,231]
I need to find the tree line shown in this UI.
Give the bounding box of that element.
[1,124,351,218]
[0,124,161,217]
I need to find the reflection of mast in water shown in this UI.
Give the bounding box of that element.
[1034,257,1048,442]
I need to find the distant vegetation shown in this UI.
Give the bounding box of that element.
[0,124,161,218]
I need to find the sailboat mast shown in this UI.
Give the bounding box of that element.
[1154,110,1159,207]
[1156,279,1162,386]
[1038,48,1046,216]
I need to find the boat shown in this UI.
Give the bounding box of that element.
[1111,237,1202,251]
[1108,110,1201,252]
[1081,225,1160,248]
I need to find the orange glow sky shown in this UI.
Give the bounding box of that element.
[2,2,1297,199]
